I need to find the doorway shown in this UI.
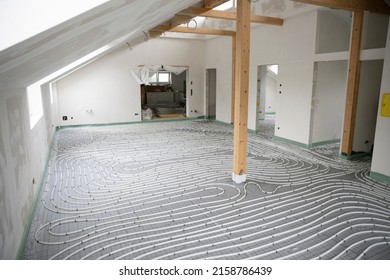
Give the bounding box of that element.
[206,69,217,120]
[140,71,187,120]
[256,65,278,136]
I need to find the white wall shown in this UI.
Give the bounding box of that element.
[353,60,384,153]
[207,69,217,117]
[259,66,267,121]
[205,36,233,124]
[205,11,318,144]
[311,60,348,144]
[265,73,277,114]
[361,12,389,50]
[0,85,58,259]
[316,10,351,54]
[265,11,317,145]
[372,21,390,180]
[57,38,205,126]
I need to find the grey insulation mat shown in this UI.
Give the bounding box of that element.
[23,120,390,260]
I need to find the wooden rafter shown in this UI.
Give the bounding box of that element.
[148,0,230,38]
[169,15,194,27]
[152,25,235,37]
[178,7,284,26]
[291,0,390,14]
[149,30,164,38]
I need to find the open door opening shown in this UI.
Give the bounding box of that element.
[206,69,217,120]
[140,70,187,120]
[256,64,278,137]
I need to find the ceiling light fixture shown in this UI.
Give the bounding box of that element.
[187,19,197,30]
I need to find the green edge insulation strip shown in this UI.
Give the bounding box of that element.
[273,136,309,148]
[340,150,372,160]
[369,171,390,185]
[58,116,206,129]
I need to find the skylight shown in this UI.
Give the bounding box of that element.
[268,65,279,75]
[213,0,235,11]
[27,83,43,130]
[0,0,109,51]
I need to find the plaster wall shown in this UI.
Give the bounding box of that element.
[265,73,277,114]
[258,66,267,122]
[316,9,351,54]
[311,61,348,144]
[57,38,205,126]
[361,12,389,50]
[371,20,390,179]
[204,36,233,124]
[0,85,57,259]
[353,60,384,153]
[205,11,317,145]
[250,11,317,144]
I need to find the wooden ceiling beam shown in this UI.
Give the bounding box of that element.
[204,0,230,9]
[178,7,284,26]
[152,25,235,36]
[169,15,194,27]
[291,0,390,14]
[148,30,164,38]
[147,0,232,39]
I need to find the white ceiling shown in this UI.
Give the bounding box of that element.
[1,0,387,91]
[0,0,110,51]
[163,1,319,40]
[0,0,199,90]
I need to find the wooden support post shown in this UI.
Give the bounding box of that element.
[232,0,251,183]
[231,34,236,124]
[341,10,364,158]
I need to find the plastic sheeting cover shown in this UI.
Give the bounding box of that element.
[132,65,189,85]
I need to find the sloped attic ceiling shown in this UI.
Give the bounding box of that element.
[0,0,200,90]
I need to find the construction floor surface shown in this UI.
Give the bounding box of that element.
[23,120,390,260]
